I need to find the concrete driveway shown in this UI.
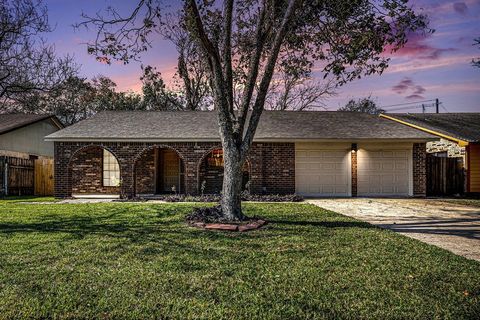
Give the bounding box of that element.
[307,198,480,261]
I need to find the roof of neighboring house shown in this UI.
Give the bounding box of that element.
[45,111,435,142]
[381,113,480,144]
[0,113,63,135]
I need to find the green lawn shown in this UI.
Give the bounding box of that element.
[0,201,479,319]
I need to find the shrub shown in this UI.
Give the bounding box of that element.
[185,205,226,223]
[241,193,303,202]
[148,193,303,203]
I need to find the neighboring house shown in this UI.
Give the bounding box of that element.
[0,113,63,159]
[45,111,436,199]
[381,113,480,194]
[0,113,63,196]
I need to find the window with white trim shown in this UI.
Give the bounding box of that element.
[103,149,120,187]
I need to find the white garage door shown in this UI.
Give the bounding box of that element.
[357,147,411,196]
[296,143,350,197]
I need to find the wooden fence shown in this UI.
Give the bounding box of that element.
[0,156,35,196]
[426,154,465,196]
[0,156,54,196]
[34,158,54,196]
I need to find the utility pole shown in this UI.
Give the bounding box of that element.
[435,98,439,113]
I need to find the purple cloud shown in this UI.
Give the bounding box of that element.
[392,78,414,94]
[405,94,424,100]
[392,78,426,100]
[413,85,426,95]
[453,2,468,15]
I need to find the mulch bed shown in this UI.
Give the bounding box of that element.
[186,205,267,232]
[189,219,266,232]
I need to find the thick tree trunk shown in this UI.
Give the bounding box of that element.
[220,146,245,221]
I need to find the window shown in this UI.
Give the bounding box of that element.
[207,149,224,167]
[103,149,120,186]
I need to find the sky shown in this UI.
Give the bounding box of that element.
[44,0,480,112]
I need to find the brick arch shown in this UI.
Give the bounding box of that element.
[68,144,120,165]
[133,144,187,196]
[132,144,187,165]
[196,146,251,194]
[67,144,122,197]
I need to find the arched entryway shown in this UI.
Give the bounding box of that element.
[134,146,185,196]
[197,148,250,194]
[68,145,121,197]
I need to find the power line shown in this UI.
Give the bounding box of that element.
[383,105,424,112]
[440,102,449,113]
[381,99,436,109]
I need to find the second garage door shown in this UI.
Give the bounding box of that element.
[296,143,351,197]
[357,145,412,196]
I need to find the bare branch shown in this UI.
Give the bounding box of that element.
[0,0,77,101]
[222,0,234,114]
[241,0,301,154]
[236,0,269,137]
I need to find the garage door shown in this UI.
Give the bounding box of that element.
[357,147,411,196]
[296,143,350,197]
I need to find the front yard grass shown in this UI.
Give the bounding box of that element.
[0,201,479,319]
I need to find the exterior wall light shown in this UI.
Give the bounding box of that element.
[351,143,357,153]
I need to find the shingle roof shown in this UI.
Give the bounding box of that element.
[0,113,61,135]
[383,113,480,143]
[45,110,435,141]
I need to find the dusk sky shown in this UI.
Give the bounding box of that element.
[45,0,480,112]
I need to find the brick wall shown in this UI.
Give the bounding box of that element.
[70,146,119,195]
[55,140,429,198]
[54,141,296,198]
[135,148,155,194]
[248,143,295,194]
[351,147,357,197]
[413,143,427,196]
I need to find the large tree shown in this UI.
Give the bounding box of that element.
[12,76,96,125]
[11,75,143,125]
[140,65,183,110]
[338,97,384,115]
[0,0,77,102]
[80,0,430,220]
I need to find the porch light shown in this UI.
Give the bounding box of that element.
[351,143,357,153]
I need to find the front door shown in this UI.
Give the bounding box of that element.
[156,149,180,193]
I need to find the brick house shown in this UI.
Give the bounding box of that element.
[45,111,435,199]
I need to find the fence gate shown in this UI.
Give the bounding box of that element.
[34,158,54,196]
[1,156,35,196]
[426,154,465,196]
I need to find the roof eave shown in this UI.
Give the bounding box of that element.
[380,114,470,146]
[0,114,59,135]
[44,137,436,143]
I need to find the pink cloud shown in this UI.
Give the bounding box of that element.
[386,32,456,60]
[453,2,469,15]
[392,77,426,100]
[385,54,472,74]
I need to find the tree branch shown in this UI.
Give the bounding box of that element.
[241,0,300,154]
[236,0,269,138]
[222,0,234,114]
[186,0,234,144]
